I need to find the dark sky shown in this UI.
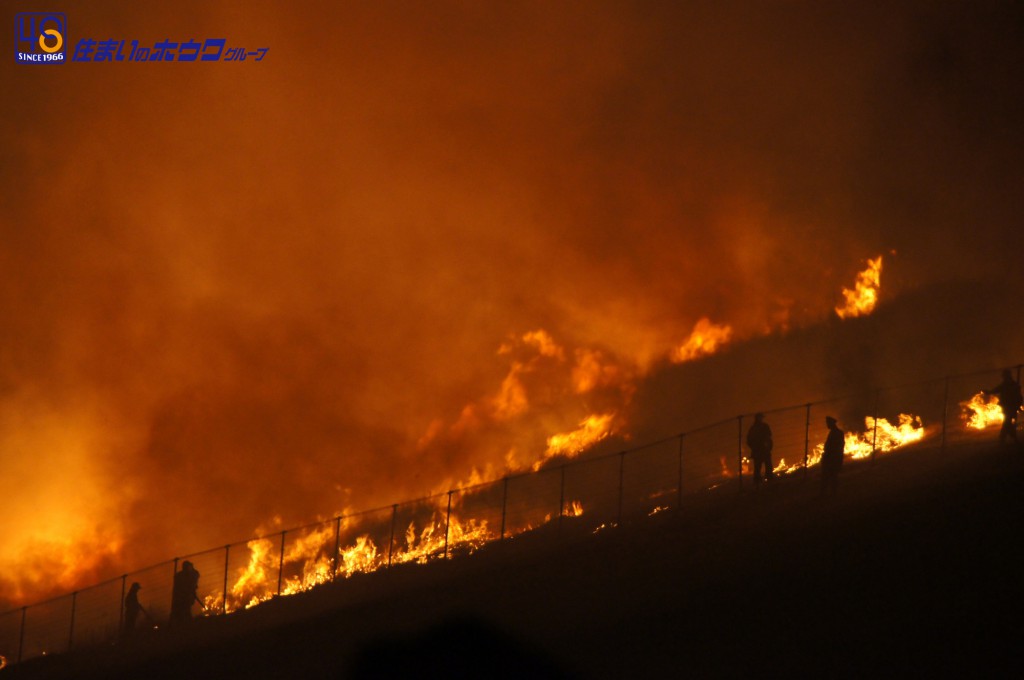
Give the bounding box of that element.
[2,1,1022,607]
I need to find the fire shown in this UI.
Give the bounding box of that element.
[835,255,882,319]
[392,513,493,565]
[866,413,926,453]
[336,535,381,577]
[670,317,733,363]
[202,490,586,613]
[772,414,925,477]
[959,391,1004,430]
[806,414,924,467]
[230,536,278,610]
[773,458,801,475]
[539,413,616,469]
[279,524,338,596]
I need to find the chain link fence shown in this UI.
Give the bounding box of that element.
[1,363,1020,668]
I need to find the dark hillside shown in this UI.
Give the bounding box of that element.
[8,439,1023,678]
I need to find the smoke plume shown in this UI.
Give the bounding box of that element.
[2,0,1022,607]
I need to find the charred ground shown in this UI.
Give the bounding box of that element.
[7,436,1023,679]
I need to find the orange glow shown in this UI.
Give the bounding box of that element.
[230,536,279,610]
[205,494,586,610]
[0,412,126,607]
[5,0,1021,624]
[772,457,801,475]
[959,391,1004,430]
[670,317,733,363]
[835,256,883,319]
[799,414,924,471]
[539,413,616,469]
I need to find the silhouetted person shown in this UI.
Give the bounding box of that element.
[122,581,143,634]
[984,369,1022,445]
[746,412,774,485]
[169,561,201,628]
[821,416,845,495]
[122,577,154,639]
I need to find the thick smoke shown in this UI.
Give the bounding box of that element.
[2,1,1022,607]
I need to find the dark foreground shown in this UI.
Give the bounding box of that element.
[8,439,1024,679]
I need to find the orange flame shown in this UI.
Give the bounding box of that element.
[539,413,616,469]
[835,255,882,319]
[800,414,924,470]
[565,500,584,517]
[210,495,582,610]
[670,317,733,363]
[959,391,1004,430]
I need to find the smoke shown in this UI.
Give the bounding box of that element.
[2,0,1023,608]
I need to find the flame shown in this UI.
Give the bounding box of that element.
[835,255,882,319]
[959,391,1004,430]
[230,536,279,610]
[202,492,587,613]
[539,413,616,469]
[773,457,801,475]
[803,414,924,469]
[279,524,338,596]
[670,317,733,363]
[771,414,925,477]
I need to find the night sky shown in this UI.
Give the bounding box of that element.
[2,1,1023,609]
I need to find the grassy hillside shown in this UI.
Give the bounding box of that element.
[8,437,1023,679]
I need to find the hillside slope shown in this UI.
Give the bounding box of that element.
[8,438,1023,679]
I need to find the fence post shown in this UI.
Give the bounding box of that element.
[803,404,811,478]
[68,591,77,652]
[941,376,950,451]
[331,517,341,581]
[558,465,566,531]
[444,491,453,559]
[871,390,880,462]
[119,574,127,634]
[617,451,626,524]
[388,505,397,567]
[223,545,230,614]
[500,477,508,540]
[276,531,286,597]
[677,434,685,509]
[737,416,744,491]
[18,606,26,663]
[172,558,179,617]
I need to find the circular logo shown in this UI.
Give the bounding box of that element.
[39,28,63,54]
